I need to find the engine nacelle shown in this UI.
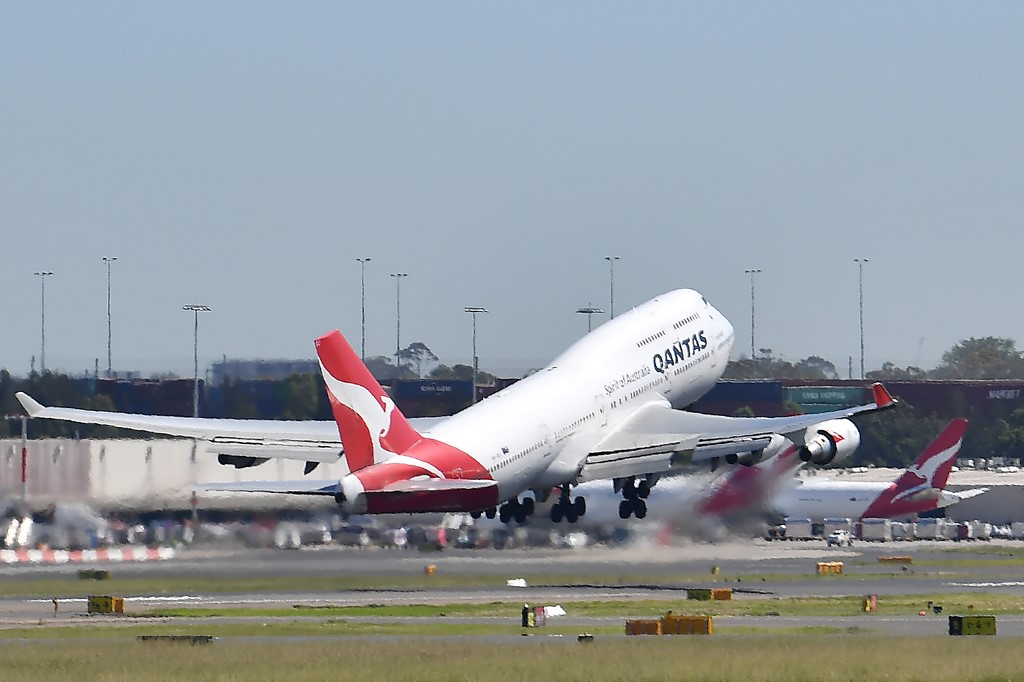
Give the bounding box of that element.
[217,454,270,469]
[725,434,791,466]
[798,419,860,466]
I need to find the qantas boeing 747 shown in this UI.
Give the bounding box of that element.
[16,289,897,523]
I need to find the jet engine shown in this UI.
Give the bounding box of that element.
[798,419,860,466]
[726,434,791,466]
[217,454,270,469]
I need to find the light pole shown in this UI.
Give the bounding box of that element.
[744,268,762,377]
[182,305,211,417]
[102,257,117,377]
[575,304,604,332]
[356,258,371,361]
[605,256,620,319]
[464,307,488,404]
[854,258,869,379]
[390,273,408,373]
[33,271,54,373]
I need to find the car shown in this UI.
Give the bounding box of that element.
[827,530,853,547]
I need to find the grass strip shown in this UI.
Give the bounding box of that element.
[0,635,1020,681]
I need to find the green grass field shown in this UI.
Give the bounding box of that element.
[2,637,1022,682]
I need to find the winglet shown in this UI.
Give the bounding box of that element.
[15,392,45,417]
[871,383,896,409]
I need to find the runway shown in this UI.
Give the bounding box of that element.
[1,539,1023,638]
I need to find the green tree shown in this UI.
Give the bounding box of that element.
[854,404,948,468]
[867,362,929,381]
[793,356,838,380]
[992,408,1024,460]
[930,337,1024,379]
[781,400,805,416]
[221,377,261,419]
[365,355,401,380]
[398,342,438,378]
[429,364,496,384]
[280,373,320,420]
[722,357,755,379]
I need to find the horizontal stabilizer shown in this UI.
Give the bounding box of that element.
[946,487,989,504]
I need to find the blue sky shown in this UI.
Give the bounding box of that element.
[2,3,1022,378]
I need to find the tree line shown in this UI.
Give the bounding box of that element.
[724,337,1024,381]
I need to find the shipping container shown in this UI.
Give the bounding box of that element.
[971,521,992,541]
[394,380,474,401]
[784,517,815,540]
[823,517,854,536]
[784,386,866,409]
[702,381,783,403]
[892,522,913,541]
[952,522,974,542]
[860,518,893,542]
[915,518,946,540]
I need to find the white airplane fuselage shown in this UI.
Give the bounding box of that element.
[404,289,734,503]
[771,480,892,521]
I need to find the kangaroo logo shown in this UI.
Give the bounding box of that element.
[891,439,962,504]
[320,362,401,466]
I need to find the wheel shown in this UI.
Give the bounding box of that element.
[499,505,511,523]
[573,496,586,517]
[622,481,637,500]
[637,480,651,499]
[618,499,632,520]
[550,504,564,523]
[513,507,527,524]
[522,497,535,516]
[565,507,579,524]
[470,510,482,519]
[633,498,648,520]
[485,507,497,519]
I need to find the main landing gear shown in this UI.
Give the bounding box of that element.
[471,497,536,524]
[617,477,651,520]
[549,484,586,524]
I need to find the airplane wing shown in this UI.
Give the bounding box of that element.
[194,480,342,495]
[15,392,445,464]
[579,383,896,480]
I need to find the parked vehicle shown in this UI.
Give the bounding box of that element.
[826,529,853,547]
[823,517,853,536]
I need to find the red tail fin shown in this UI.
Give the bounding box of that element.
[314,330,422,472]
[860,419,969,519]
[893,418,968,493]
